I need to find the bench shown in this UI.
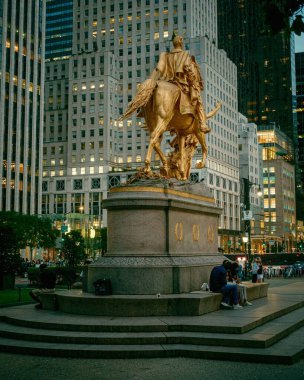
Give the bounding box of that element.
[242,282,269,300]
[203,282,269,308]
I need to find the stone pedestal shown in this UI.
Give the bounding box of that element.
[84,181,223,295]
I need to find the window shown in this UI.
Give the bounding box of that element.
[56,180,65,191]
[209,173,213,185]
[73,179,83,190]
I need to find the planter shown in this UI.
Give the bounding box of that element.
[0,273,15,290]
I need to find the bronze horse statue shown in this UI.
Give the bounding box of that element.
[119,78,221,180]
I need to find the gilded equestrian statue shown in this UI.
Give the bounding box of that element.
[119,34,221,180]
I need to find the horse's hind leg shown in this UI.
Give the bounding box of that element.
[195,130,207,168]
[178,134,187,180]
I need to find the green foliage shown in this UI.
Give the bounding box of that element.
[27,267,40,285]
[60,230,86,268]
[0,222,22,275]
[21,215,58,258]
[0,288,33,306]
[0,211,58,262]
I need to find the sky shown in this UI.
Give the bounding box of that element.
[295,33,304,52]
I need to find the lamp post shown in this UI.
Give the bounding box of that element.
[242,235,249,278]
[89,227,95,258]
[242,178,262,263]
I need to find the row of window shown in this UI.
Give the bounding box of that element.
[42,177,101,192]
[209,173,238,192]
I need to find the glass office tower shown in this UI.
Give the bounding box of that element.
[0,0,45,214]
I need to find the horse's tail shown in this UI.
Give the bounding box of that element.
[118,78,157,121]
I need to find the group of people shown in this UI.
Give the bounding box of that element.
[209,259,256,310]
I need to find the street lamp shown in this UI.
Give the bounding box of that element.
[242,178,262,262]
[242,235,249,255]
[242,235,249,279]
[89,227,95,258]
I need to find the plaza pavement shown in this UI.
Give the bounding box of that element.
[0,277,303,380]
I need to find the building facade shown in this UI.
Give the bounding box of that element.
[296,52,304,193]
[42,0,241,244]
[257,124,296,252]
[238,114,264,254]
[217,0,297,143]
[0,0,45,214]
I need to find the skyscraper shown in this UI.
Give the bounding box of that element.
[217,0,297,142]
[45,0,73,60]
[296,52,304,191]
[0,0,45,214]
[257,124,296,251]
[42,0,241,244]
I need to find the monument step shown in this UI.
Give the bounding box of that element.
[0,326,303,364]
[2,294,303,334]
[0,306,303,348]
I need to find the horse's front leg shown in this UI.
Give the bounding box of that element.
[155,137,168,175]
[195,130,207,169]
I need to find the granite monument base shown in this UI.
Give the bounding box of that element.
[84,181,223,295]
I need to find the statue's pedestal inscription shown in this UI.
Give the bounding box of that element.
[85,182,223,295]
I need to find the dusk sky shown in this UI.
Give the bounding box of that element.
[295,33,304,52]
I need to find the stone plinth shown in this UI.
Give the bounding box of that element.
[84,181,223,295]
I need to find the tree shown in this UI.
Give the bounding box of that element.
[261,0,304,35]
[0,225,21,274]
[60,230,86,267]
[21,215,58,260]
[0,211,57,262]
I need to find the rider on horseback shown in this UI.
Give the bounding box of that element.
[150,33,211,134]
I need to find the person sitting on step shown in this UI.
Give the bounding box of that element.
[209,260,243,310]
[229,261,252,306]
